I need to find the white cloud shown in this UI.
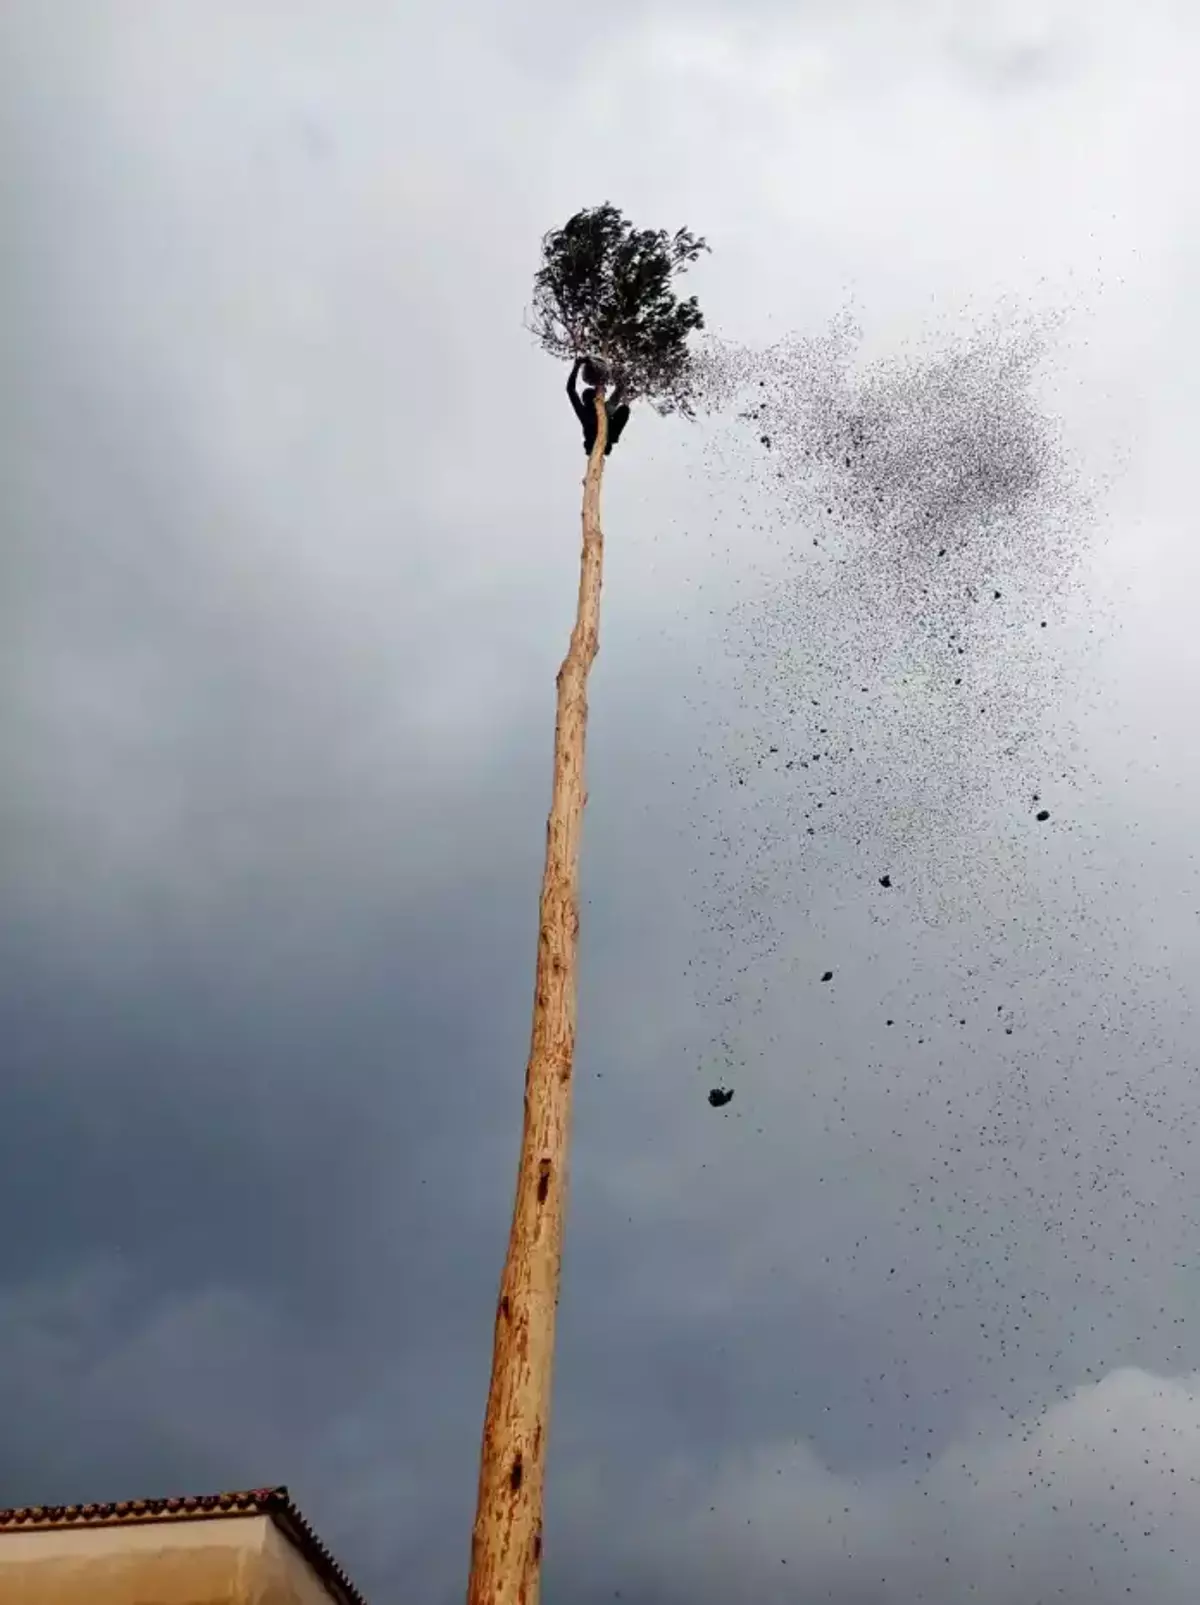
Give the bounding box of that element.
[613,1366,1200,1602]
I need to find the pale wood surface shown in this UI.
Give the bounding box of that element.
[467,394,610,1605]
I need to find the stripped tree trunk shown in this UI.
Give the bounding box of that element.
[467,393,609,1605]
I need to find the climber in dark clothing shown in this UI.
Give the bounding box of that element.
[567,356,630,456]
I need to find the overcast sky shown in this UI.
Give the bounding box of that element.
[3,2,1200,1602]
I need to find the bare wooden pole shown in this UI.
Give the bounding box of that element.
[466,393,610,1605]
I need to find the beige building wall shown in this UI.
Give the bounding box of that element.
[0,1511,343,1605]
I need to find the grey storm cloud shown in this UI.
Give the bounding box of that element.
[572,1366,1200,1603]
[3,2,1200,1603]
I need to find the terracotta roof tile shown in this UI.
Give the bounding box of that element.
[0,1485,367,1605]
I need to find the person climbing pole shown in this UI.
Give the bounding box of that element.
[566,356,630,456]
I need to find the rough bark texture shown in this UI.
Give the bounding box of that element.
[466,394,609,1605]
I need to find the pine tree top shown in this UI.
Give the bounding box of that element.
[528,202,710,417]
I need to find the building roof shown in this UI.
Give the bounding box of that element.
[0,1485,367,1605]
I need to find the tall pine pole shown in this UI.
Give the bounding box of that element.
[467,392,608,1605]
[467,205,708,1605]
